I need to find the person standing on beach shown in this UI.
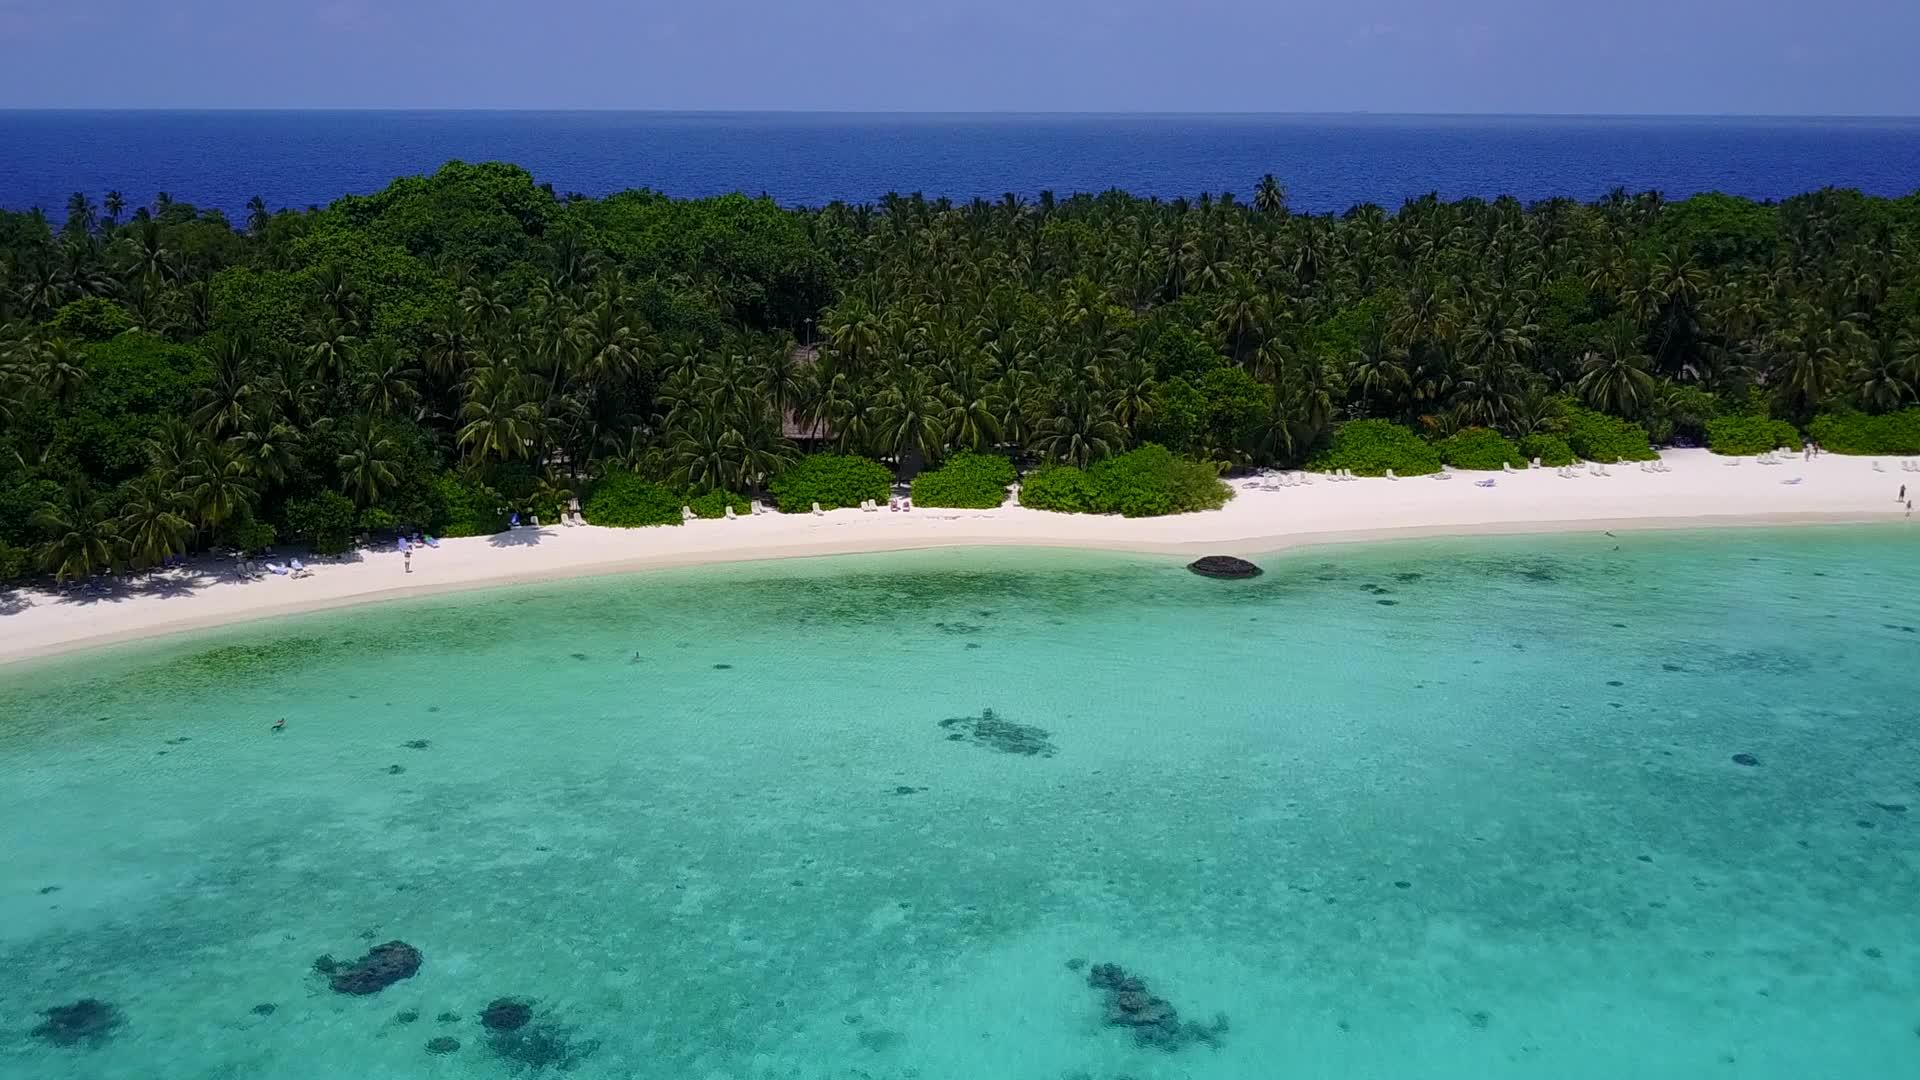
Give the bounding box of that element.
[404,548,412,574]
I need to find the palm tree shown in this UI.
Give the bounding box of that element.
[357,342,422,418]
[1033,389,1124,467]
[458,366,536,462]
[1851,332,1919,412]
[33,486,124,582]
[180,441,257,533]
[229,405,303,487]
[306,316,358,385]
[245,196,271,238]
[338,419,401,506]
[117,474,191,568]
[194,334,256,436]
[1575,323,1658,417]
[1253,175,1289,217]
[33,338,90,406]
[1771,315,1864,418]
[116,219,177,284]
[874,364,949,468]
[63,193,98,238]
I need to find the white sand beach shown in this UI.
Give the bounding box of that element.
[2,449,1911,665]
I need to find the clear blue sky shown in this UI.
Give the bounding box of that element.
[1,0,1915,114]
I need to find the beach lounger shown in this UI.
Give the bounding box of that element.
[1502,462,1516,473]
[1475,479,1496,488]
[266,563,289,576]
[1385,469,1398,480]
[724,505,737,520]
[812,502,824,516]
[509,512,521,527]
[1871,461,1884,472]
[682,505,696,521]
[290,559,312,578]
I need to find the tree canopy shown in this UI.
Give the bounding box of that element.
[4,164,1919,581]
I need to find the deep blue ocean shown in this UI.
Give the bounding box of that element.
[3,111,1919,220]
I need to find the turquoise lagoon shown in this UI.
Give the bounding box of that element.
[2,527,1917,1080]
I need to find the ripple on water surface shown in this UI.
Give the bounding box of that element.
[1,529,1917,1079]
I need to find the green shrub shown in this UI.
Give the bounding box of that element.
[0,541,28,583]
[43,297,133,342]
[688,490,751,519]
[1704,415,1803,456]
[430,474,507,537]
[911,452,1016,508]
[1022,445,1231,517]
[1562,405,1656,462]
[1807,409,1920,455]
[1019,463,1100,513]
[284,490,357,554]
[582,471,683,527]
[1308,419,1442,476]
[768,454,891,513]
[231,521,277,556]
[1433,427,1522,470]
[1518,434,1575,467]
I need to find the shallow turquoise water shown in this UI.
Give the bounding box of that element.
[3,527,1918,1080]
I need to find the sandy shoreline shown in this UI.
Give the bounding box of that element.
[2,449,1911,667]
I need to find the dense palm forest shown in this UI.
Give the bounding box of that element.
[2,161,1918,581]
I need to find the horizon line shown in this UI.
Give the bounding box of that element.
[4,107,1920,121]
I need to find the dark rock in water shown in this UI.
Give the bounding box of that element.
[1872,802,1908,814]
[39,885,60,895]
[251,1003,277,1016]
[426,1036,461,1054]
[328,941,422,995]
[312,954,339,975]
[436,1011,463,1024]
[712,663,733,670]
[403,739,430,750]
[938,708,1055,757]
[1731,753,1761,767]
[481,998,533,1032]
[1084,963,1225,1052]
[892,786,925,796]
[386,764,406,775]
[396,1009,420,1024]
[1187,555,1261,579]
[1065,958,1087,971]
[1375,599,1398,606]
[32,999,123,1047]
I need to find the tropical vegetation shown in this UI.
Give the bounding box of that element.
[910,451,1016,508]
[4,163,1920,582]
